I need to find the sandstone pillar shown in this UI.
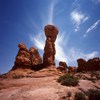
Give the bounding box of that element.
[43,25,59,67]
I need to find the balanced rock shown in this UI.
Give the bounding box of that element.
[43,25,59,67]
[57,61,67,73]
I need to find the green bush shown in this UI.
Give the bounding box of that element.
[74,92,86,100]
[86,89,100,100]
[12,75,24,79]
[58,74,79,86]
[30,72,33,74]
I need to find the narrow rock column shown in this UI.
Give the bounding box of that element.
[43,25,59,67]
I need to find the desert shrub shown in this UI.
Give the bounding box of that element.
[86,89,100,100]
[97,76,100,79]
[67,91,71,97]
[74,92,86,100]
[12,75,24,79]
[58,74,79,86]
[30,72,33,74]
[91,73,94,77]
[82,71,85,73]
[88,78,96,83]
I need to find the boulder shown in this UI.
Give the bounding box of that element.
[43,25,59,68]
[68,66,77,73]
[57,61,67,73]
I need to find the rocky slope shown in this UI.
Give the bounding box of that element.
[0,71,100,100]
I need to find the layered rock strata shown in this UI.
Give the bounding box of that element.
[43,25,59,67]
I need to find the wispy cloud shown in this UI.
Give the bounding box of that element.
[55,32,69,62]
[48,2,54,24]
[72,0,78,5]
[83,17,89,23]
[29,33,45,50]
[84,19,100,37]
[85,51,98,59]
[66,47,98,65]
[71,10,88,31]
[92,0,100,4]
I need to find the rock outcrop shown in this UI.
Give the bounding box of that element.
[29,47,42,69]
[68,66,77,73]
[12,43,42,70]
[77,57,100,72]
[57,61,67,73]
[87,57,100,71]
[77,58,87,72]
[43,25,59,68]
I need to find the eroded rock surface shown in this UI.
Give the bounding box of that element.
[68,66,77,73]
[77,58,87,72]
[77,57,100,72]
[43,25,59,68]
[12,43,42,70]
[29,47,42,69]
[57,61,68,73]
[0,76,82,100]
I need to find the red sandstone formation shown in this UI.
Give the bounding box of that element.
[43,25,59,67]
[77,57,100,72]
[87,57,100,71]
[12,43,42,70]
[68,66,77,73]
[57,61,67,73]
[77,58,87,72]
[29,46,42,69]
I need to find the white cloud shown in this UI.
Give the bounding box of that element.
[55,32,68,62]
[83,17,89,23]
[66,47,98,64]
[29,33,45,50]
[85,51,98,60]
[71,10,84,25]
[75,29,78,32]
[71,10,84,31]
[84,19,100,37]
[71,10,89,32]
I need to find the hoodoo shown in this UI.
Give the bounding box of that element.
[43,25,59,68]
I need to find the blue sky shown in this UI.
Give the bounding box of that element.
[0,0,100,74]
